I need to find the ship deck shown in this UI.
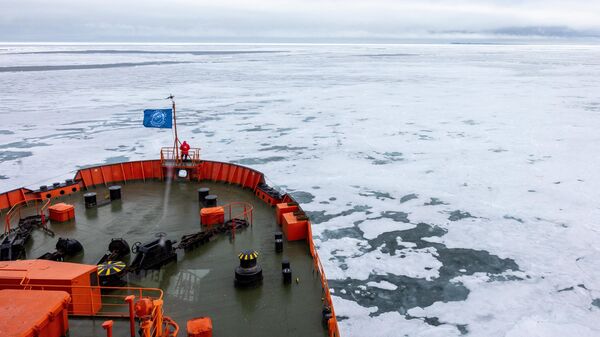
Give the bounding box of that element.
[8,181,327,337]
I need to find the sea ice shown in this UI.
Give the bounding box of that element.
[2,43,600,336]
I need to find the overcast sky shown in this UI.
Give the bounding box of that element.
[2,0,600,42]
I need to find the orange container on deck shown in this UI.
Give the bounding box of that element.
[0,289,70,337]
[48,203,75,222]
[282,212,308,241]
[275,203,299,225]
[200,207,225,226]
[0,260,101,315]
[187,317,213,337]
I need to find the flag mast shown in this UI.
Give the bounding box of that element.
[167,94,179,160]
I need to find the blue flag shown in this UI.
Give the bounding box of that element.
[143,109,173,128]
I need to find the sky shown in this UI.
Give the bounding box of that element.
[1,0,600,42]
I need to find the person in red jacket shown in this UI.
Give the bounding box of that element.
[180,140,190,161]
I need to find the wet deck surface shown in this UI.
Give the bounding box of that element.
[8,181,327,337]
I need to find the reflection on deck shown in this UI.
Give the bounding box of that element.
[169,269,210,303]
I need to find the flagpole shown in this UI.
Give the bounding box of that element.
[169,95,179,161]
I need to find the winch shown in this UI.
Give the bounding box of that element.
[234,249,263,287]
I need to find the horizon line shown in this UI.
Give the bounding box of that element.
[1,40,600,46]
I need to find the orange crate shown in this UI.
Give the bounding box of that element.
[187,317,213,337]
[48,203,75,222]
[200,207,225,226]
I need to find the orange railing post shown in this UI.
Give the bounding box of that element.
[102,320,114,337]
[125,295,136,337]
[140,320,152,337]
[153,299,164,337]
[40,199,50,227]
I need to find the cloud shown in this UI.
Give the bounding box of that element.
[1,0,599,41]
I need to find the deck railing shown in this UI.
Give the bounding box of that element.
[160,147,201,167]
[1,273,177,335]
[222,202,254,239]
[223,201,254,225]
[1,276,164,318]
[3,197,49,234]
